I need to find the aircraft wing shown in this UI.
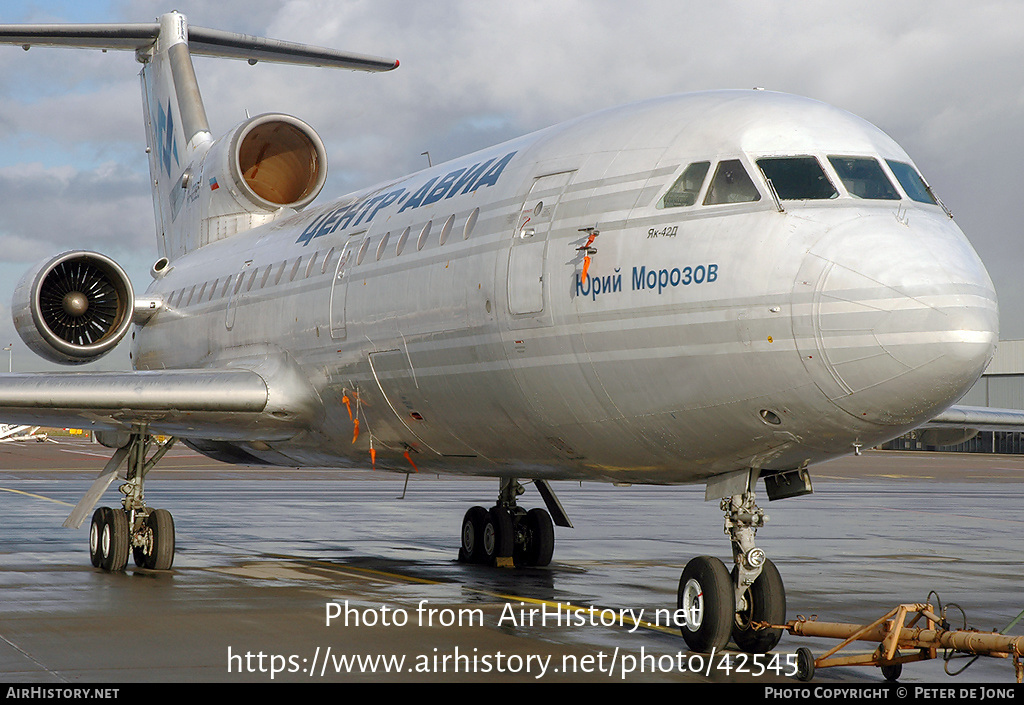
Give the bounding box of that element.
[914,404,1024,447]
[924,404,1024,431]
[0,363,322,441]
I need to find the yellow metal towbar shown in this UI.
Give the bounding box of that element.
[774,603,1024,683]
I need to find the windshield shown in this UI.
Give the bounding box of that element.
[886,160,937,204]
[756,157,837,200]
[703,159,761,205]
[659,161,710,208]
[828,157,900,200]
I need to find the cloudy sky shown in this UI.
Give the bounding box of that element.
[0,0,1022,371]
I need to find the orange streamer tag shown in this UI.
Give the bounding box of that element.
[403,450,419,473]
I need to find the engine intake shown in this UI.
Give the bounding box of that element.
[12,251,135,365]
[204,113,327,213]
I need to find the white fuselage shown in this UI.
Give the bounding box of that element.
[133,91,998,483]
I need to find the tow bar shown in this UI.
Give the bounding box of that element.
[774,598,1024,683]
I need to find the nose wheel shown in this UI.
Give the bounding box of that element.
[678,555,733,652]
[678,489,786,653]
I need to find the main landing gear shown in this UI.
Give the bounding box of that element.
[677,489,786,654]
[458,478,566,568]
[74,426,177,572]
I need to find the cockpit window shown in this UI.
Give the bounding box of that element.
[703,159,761,205]
[885,160,938,204]
[756,157,837,200]
[828,157,900,200]
[658,161,710,208]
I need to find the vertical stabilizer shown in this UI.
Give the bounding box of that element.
[139,13,214,259]
[0,14,399,260]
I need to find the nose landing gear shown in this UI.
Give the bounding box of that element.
[678,489,786,653]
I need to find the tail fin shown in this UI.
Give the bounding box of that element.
[0,12,398,259]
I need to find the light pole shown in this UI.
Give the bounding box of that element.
[3,344,11,373]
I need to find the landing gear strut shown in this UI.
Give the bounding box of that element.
[458,478,558,568]
[74,425,177,572]
[678,488,786,653]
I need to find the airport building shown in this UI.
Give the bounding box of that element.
[889,339,1024,453]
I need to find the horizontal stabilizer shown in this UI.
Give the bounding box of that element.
[0,21,399,71]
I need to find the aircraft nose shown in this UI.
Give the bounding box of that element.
[792,213,998,427]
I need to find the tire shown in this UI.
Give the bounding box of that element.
[89,507,109,568]
[678,556,733,652]
[458,506,489,563]
[796,647,815,682]
[521,508,554,567]
[99,508,129,572]
[731,558,786,653]
[881,655,902,682]
[145,509,175,570]
[483,507,514,563]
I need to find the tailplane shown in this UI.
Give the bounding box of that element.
[0,12,398,259]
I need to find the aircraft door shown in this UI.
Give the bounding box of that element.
[507,171,575,316]
[225,260,251,330]
[329,243,353,339]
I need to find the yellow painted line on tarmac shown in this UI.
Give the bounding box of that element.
[0,486,73,506]
[4,488,679,639]
[263,553,445,586]
[272,553,678,636]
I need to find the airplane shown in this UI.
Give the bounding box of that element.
[0,11,1018,656]
[0,423,47,443]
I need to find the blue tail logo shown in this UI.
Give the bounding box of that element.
[155,100,179,176]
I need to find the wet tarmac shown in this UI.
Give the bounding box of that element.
[1,438,1022,683]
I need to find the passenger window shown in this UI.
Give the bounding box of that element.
[703,160,761,205]
[828,157,900,200]
[376,232,390,261]
[356,236,371,265]
[305,252,319,278]
[321,247,335,274]
[756,157,837,200]
[464,207,479,239]
[886,160,938,204]
[439,214,455,245]
[417,221,432,251]
[396,227,410,256]
[659,161,710,208]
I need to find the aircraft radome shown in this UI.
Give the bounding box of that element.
[0,12,1016,656]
